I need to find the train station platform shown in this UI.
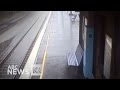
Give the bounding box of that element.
[30,11,83,79]
[0,11,84,79]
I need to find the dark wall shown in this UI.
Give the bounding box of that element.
[111,16,120,78]
[80,11,120,79]
[93,13,120,79]
[93,15,105,79]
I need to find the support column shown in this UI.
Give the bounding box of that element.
[83,12,94,79]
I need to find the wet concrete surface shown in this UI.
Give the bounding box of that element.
[32,11,83,79]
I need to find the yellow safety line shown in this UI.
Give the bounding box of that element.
[40,30,51,79]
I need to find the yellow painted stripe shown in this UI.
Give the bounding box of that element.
[40,30,51,79]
